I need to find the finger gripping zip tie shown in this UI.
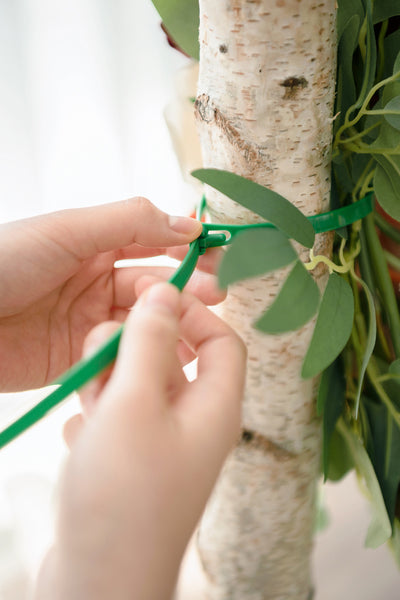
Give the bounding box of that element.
[0,193,373,449]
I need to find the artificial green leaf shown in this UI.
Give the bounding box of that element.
[332,153,356,193]
[255,261,320,334]
[338,419,392,548]
[374,157,400,221]
[317,360,347,480]
[329,166,348,239]
[151,0,199,59]
[314,486,330,533]
[191,169,315,248]
[302,273,354,379]
[373,0,400,24]
[335,14,361,127]
[364,398,400,525]
[218,228,297,288]
[354,279,376,416]
[395,50,400,75]
[325,426,354,481]
[353,1,377,110]
[383,30,400,79]
[388,519,400,569]
[384,96,400,130]
[337,0,364,42]
[389,359,400,376]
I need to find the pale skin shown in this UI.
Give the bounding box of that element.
[0,198,246,599]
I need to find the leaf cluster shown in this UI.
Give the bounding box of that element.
[192,168,357,381]
[323,0,400,555]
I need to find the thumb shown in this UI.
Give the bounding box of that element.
[110,283,182,407]
[41,198,202,260]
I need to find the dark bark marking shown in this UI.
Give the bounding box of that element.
[240,428,297,460]
[280,76,308,100]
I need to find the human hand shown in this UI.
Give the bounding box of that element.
[0,199,224,391]
[35,282,246,600]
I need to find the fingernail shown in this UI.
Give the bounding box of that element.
[169,215,202,235]
[139,282,180,315]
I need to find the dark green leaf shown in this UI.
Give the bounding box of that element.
[373,0,400,24]
[335,14,361,127]
[354,279,376,416]
[364,397,400,525]
[302,273,354,379]
[317,360,347,481]
[218,228,297,288]
[353,1,377,110]
[332,154,356,193]
[384,96,400,130]
[338,419,392,547]
[325,425,354,482]
[150,0,199,59]
[337,0,364,42]
[191,169,315,248]
[255,261,320,334]
[383,31,400,79]
[374,156,400,221]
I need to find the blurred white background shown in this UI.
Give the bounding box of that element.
[0,1,398,598]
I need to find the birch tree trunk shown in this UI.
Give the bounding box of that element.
[178,1,337,599]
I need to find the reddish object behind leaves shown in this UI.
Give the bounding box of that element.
[376,201,400,298]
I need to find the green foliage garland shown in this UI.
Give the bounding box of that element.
[151,0,400,560]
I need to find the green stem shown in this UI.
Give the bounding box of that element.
[342,142,400,155]
[363,214,400,357]
[344,122,381,145]
[352,158,375,201]
[334,71,400,148]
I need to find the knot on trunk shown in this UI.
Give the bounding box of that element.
[195,94,261,165]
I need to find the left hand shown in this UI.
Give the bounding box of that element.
[0,198,224,391]
[35,282,246,600]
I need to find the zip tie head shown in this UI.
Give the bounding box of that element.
[198,225,227,255]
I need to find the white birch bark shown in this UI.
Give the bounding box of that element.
[177,1,337,599]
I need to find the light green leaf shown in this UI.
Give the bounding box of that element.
[254,261,320,334]
[354,279,376,416]
[218,228,297,288]
[384,96,400,130]
[317,360,346,481]
[191,169,315,248]
[374,156,400,221]
[150,0,199,59]
[302,273,354,379]
[338,419,392,548]
[388,519,400,569]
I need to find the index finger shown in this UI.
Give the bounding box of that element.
[177,293,247,441]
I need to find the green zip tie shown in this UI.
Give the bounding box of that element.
[0,193,373,449]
